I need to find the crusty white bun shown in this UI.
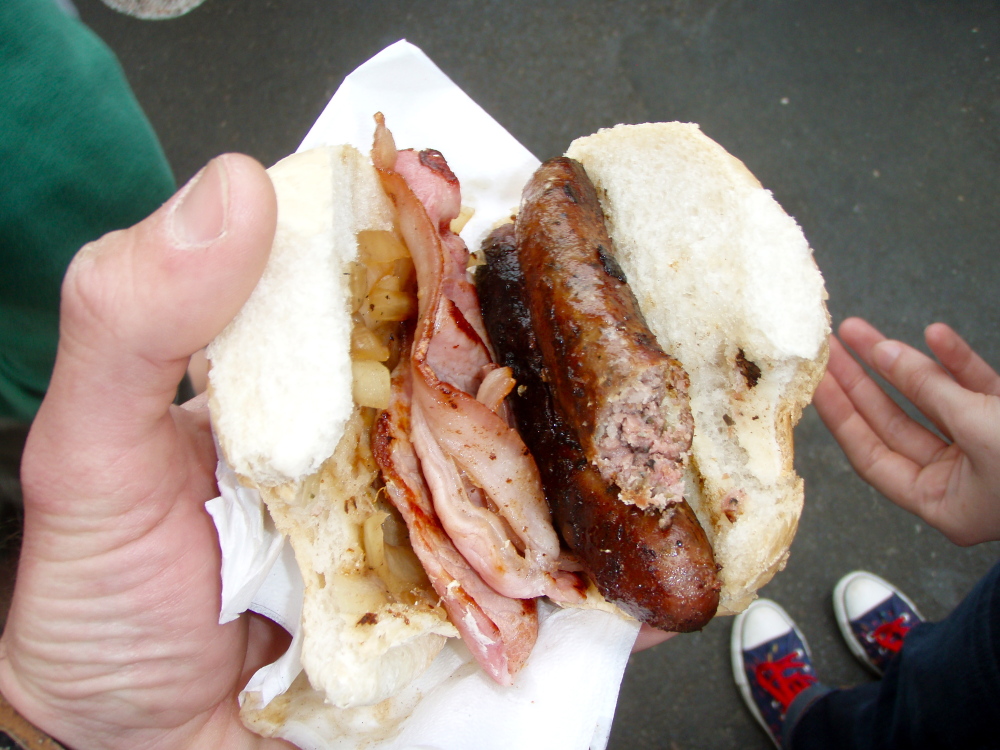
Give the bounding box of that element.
[207,146,456,712]
[208,123,828,737]
[566,123,830,615]
[210,146,383,487]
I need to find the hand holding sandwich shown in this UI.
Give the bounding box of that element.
[814,316,1000,546]
[0,116,831,747]
[0,155,294,750]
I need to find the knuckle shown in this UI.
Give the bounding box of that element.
[943,393,998,454]
[902,363,936,408]
[855,439,890,476]
[881,409,911,446]
[951,340,974,373]
[61,231,129,334]
[840,363,870,400]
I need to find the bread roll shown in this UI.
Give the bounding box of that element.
[207,147,455,711]
[567,123,830,614]
[210,125,828,730]
[209,146,388,486]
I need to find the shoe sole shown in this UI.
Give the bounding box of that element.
[731,600,812,749]
[832,570,923,676]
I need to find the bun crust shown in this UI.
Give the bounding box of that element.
[567,123,830,614]
[252,410,455,710]
[208,146,393,487]
[208,147,455,714]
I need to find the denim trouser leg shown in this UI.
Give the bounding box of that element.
[784,560,1000,750]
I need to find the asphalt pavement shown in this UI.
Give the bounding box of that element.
[10,1,1000,747]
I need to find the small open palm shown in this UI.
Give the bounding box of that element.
[814,317,1000,547]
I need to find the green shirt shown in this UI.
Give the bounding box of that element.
[0,0,176,421]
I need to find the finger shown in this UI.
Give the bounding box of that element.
[825,327,946,465]
[812,349,859,437]
[839,317,954,441]
[55,153,274,422]
[25,154,276,509]
[240,613,293,686]
[837,316,888,355]
[631,625,676,653]
[58,154,275,402]
[925,323,1000,397]
[814,364,936,509]
[869,336,979,448]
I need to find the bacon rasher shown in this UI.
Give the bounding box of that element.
[370,116,583,682]
[373,361,536,684]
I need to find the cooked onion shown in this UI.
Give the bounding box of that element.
[352,360,391,409]
[351,323,391,362]
[363,508,432,595]
[450,205,475,235]
[358,230,410,264]
[364,289,417,324]
[349,228,415,401]
[348,261,367,314]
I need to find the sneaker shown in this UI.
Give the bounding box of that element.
[732,599,821,748]
[833,570,923,675]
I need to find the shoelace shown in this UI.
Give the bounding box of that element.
[754,651,818,711]
[870,614,911,653]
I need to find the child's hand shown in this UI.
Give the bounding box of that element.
[814,317,1000,546]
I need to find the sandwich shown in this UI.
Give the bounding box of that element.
[479,123,830,619]
[206,117,829,737]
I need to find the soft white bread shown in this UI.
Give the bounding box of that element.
[567,123,830,615]
[208,146,389,486]
[207,147,455,711]
[248,411,456,710]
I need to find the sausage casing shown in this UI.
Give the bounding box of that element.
[514,158,693,510]
[477,223,719,632]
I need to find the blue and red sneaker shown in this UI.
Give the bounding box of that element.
[732,599,822,748]
[833,570,923,675]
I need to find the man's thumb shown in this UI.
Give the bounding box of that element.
[40,153,276,445]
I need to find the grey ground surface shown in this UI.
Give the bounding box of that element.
[4,1,999,748]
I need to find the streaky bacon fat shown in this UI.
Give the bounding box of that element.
[372,366,536,685]
[369,115,584,682]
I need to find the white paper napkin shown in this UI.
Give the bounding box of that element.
[299,39,539,253]
[208,39,641,750]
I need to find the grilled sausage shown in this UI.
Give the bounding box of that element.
[514,157,693,510]
[477,224,719,632]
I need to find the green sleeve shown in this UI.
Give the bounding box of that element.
[0,0,176,421]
